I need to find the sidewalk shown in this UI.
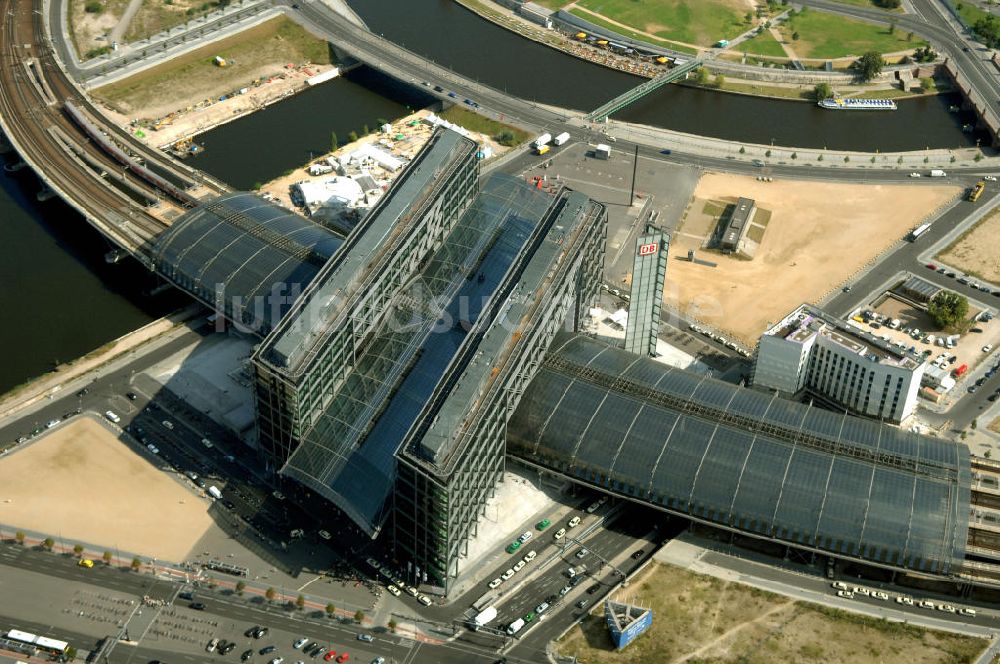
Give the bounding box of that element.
[0,532,445,644]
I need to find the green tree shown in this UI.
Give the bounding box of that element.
[131,556,142,571]
[65,646,77,661]
[103,550,113,565]
[714,73,726,88]
[84,0,102,12]
[347,130,359,143]
[325,602,336,617]
[296,594,306,610]
[235,580,246,595]
[907,31,914,42]
[972,419,978,430]
[888,21,895,35]
[330,131,338,152]
[376,117,388,128]
[739,146,746,154]
[354,609,365,623]
[495,130,515,147]
[362,124,370,136]
[43,537,54,551]
[791,152,797,160]
[813,82,832,101]
[266,587,277,603]
[987,450,993,459]
[387,619,398,633]
[15,531,25,546]
[73,544,84,557]
[928,291,969,329]
[792,31,800,41]
[765,149,772,157]
[855,51,885,82]
[744,10,753,24]
[694,67,708,85]
[920,77,934,93]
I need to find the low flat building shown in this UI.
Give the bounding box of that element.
[718,197,755,253]
[750,304,925,424]
[898,275,941,303]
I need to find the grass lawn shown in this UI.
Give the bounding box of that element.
[437,106,530,145]
[568,8,698,53]
[556,562,987,663]
[576,0,749,46]
[739,30,788,57]
[529,0,570,8]
[779,9,927,59]
[957,1,991,27]
[94,16,331,116]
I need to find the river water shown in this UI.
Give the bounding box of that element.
[345,0,983,151]
[0,0,984,390]
[0,171,184,394]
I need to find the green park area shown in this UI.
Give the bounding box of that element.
[556,562,986,664]
[437,106,530,146]
[738,30,787,58]
[573,0,751,47]
[776,8,926,59]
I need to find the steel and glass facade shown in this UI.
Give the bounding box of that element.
[394,189,607,590]
[623,226,667,357]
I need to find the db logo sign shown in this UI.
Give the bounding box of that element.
[638,242,658,256]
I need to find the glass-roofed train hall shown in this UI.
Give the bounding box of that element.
[152,127,976,596]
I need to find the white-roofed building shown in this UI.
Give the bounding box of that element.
[290,177,365,210]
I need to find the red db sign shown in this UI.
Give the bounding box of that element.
[638,242,658,256]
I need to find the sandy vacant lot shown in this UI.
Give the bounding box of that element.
[937,206,1000,286]
[667,175,959,344]
[0,417,213,561]
[557,561,986,664]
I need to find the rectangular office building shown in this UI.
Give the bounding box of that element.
[750,304,925,423]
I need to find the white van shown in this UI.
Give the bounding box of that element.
[105,411,121,423]
[506,618,525,635]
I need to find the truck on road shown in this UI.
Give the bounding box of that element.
[553,131,570,146]
[567,563,588,578]
[969,180,986,202]
[470,606,497,630]
[929,169,947,177]
[908,223,931,241]
[532,133,552,149]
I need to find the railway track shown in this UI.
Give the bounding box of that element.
[0,0,229,257]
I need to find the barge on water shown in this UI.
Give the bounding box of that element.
[818,97,897,111]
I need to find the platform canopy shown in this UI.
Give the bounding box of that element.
[509,334,970,575]
[152,192,344,336]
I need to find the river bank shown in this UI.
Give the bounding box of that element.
[450,0,939,103]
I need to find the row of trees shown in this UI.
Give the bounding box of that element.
[330,117,391,152]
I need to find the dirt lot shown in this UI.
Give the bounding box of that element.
[667,174,959,344]
[937,205,1000,287]
[125,0,226,43]
[68,0,130,59]
[93,17,332,121]
[0,416,214,561]
[556,562,986,663]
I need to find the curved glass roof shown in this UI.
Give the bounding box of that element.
[508,334,970,575]
[152,193,344,335]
